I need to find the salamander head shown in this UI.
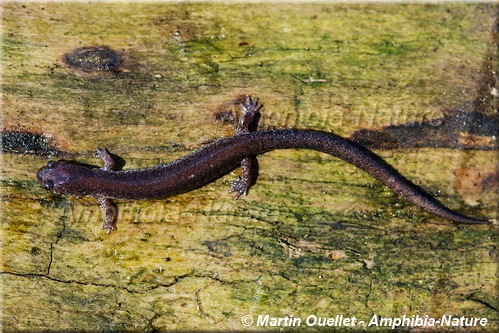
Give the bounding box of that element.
[37,160,92,195]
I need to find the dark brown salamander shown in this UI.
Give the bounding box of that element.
[37,97,489,232]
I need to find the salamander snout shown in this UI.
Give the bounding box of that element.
[37,161,61,193]
[37,160,85,194]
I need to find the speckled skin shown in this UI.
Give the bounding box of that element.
[37,97,489,231]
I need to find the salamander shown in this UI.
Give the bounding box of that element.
[37,97,489,232]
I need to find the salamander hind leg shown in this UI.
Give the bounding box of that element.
[236,96,262,134]
[229,157,252,199]
[229,96,262,199]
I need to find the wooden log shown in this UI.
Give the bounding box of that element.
[1,2,497,331]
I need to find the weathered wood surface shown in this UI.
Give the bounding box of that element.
[1,2,497,332]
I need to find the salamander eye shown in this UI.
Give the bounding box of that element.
[44,180,54,191]
[47,161,57,169]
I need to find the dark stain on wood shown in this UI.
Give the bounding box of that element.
[350,110,498,150]
[63,46,123,72]
[1,130,63,156]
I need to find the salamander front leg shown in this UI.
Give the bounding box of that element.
[98,197,117,234]
[229,96,262,199]
[96,147,118,232]
[96,147,115,171]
